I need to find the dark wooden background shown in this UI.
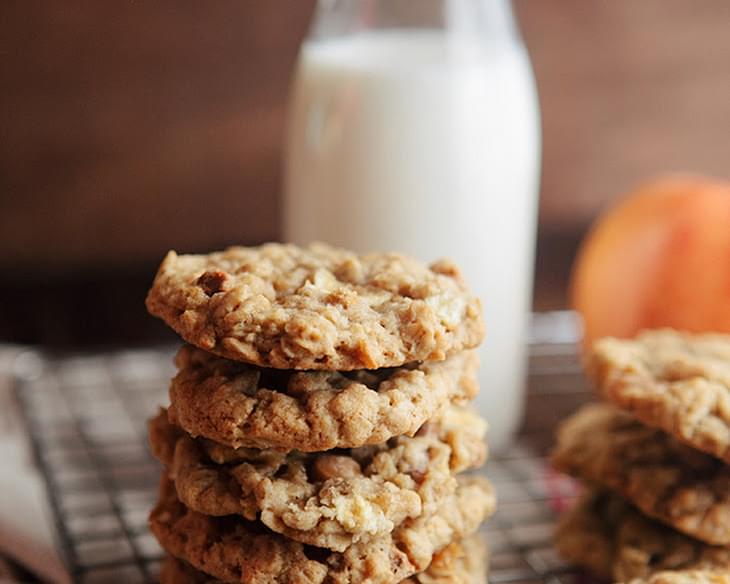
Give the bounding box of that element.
[1,1,729,346]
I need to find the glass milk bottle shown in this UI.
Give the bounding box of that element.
[284,0,541,452]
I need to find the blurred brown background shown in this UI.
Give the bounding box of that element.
[1,1,729,347]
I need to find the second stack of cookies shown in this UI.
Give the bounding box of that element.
[145,243,496,583]
[552,330,730,583]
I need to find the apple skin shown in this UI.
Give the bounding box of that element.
[570,175,730,347]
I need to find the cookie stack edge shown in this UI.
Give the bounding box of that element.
[551,330,730,584]
[144,243,494,583]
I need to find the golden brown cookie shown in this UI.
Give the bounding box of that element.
[552,402,730,545]
[555,490,730,582]
[168,344,479,451]
[149,474,495,584]
[399,533,489,584]
[588,329,730,463]
[145,243,484,370]
[159,533,489,584]
[149,405,487,552]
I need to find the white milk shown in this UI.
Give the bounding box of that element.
[284,30,540,451]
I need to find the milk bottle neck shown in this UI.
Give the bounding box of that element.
[308,0,522,46]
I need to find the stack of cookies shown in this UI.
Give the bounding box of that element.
[552,329,730,583]
[144,243,496,583]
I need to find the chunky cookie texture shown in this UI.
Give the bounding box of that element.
[555,491,730,582]
[150,474,495,584]
[399,534,489,584]
[146,243,484,370]
[168,345,479,451]
[149,405,487,552]
[588,329,730,463]
[552,403,730,545]
[159,533,488,584]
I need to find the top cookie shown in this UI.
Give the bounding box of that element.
[145,243,484,370]
[588,329,730,463]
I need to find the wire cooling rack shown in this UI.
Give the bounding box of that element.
[13,311,596,584]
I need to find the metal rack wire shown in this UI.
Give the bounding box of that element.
[14,312,594,583]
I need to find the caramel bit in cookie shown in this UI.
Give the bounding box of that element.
[428,259,463,281]
[333,257,364,284]
[410,469,427,484]
[311,455,362,481]
[196,270,230,296]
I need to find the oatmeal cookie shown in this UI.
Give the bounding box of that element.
[159,533,488,584]
[555,490,730,582]
[588,330,730,463]
[145,243,484,370]
[149,405,487,552]
[399,533,489,584]
[552,402,730,545]
[168,345,479,451]
[149,474,495,584]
